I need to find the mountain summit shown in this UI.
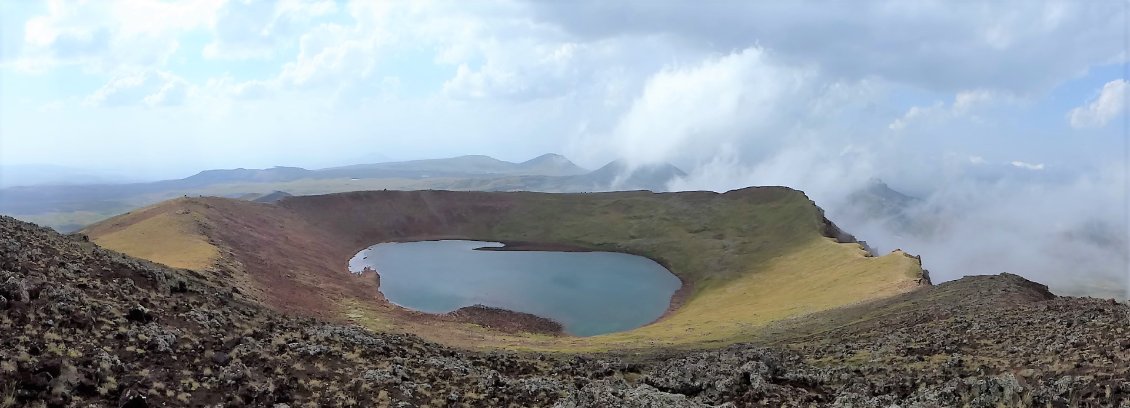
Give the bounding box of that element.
[517,153,589,176]
[584,160,687,191]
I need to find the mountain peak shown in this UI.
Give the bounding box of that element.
[523,153,568,163]
[518,153,588,176]
[454,154,502,161]
[585,160,686,192]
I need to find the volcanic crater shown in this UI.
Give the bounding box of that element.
[5,188,1125,406]
[83,187,926,351]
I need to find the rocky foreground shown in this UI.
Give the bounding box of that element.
[1,215,1128,407]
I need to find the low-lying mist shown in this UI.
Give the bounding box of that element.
[567,47,1129,299]
[664,150,1128,299]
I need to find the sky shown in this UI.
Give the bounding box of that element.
[0,0,1128,296]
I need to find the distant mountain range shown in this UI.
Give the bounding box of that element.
[320,153,590,179]
[423,160,688,194]
[0,154,687,232]
[178,153,590,187]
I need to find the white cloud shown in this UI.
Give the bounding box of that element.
[888,102,945,130]
[952,89,994,113]
[85,70,191,107]
[579,47,815,169]
[667,143,877,205]
[278,23,382,88]
[443,42,587,101]
[202,0,338,60]
[13,0,222,72]
[1068,79,1127,128]
[410,2,597,102]
[109,0,223,37]
[208,76,274,100]
[888,89,1000,130]
[530,1,1124,95]
[1010,160,1045,171]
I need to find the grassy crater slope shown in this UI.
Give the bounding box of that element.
[84,187,926,351]
[82,202,220,271]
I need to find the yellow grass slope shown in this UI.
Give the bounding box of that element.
[82,198,219,271]
[564,243,924,350]
[375,238,925,352]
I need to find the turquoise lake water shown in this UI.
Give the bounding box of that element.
[348,240,681,336]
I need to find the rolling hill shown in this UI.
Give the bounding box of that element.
[0,154,687,233]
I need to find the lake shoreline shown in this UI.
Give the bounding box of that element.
[350,239,682,337]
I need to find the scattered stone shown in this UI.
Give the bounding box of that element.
[212,352,230,366]
[126,305,153,323]
[219,361,249,385]
[2,275,29,302]
[362,366,404,385]
[554,379,707,408]
[128,323,180,353]
[119,390,148,408]
[287,342,330,357]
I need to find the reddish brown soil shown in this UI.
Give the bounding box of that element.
[113,191,690,336]
[185,198,381,320]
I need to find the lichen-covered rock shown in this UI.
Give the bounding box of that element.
[287,342,330,357]
[362,365,407,385]
[554,379,707,408]
[128,322,180,353]
[219,361,250,385]
[1,275,29,302]
[645,345,824,404]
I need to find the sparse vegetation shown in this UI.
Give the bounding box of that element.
[3,193,1128,406]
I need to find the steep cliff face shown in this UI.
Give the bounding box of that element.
[84,187,926,350]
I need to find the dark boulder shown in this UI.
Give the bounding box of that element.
[126,305,153,323]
